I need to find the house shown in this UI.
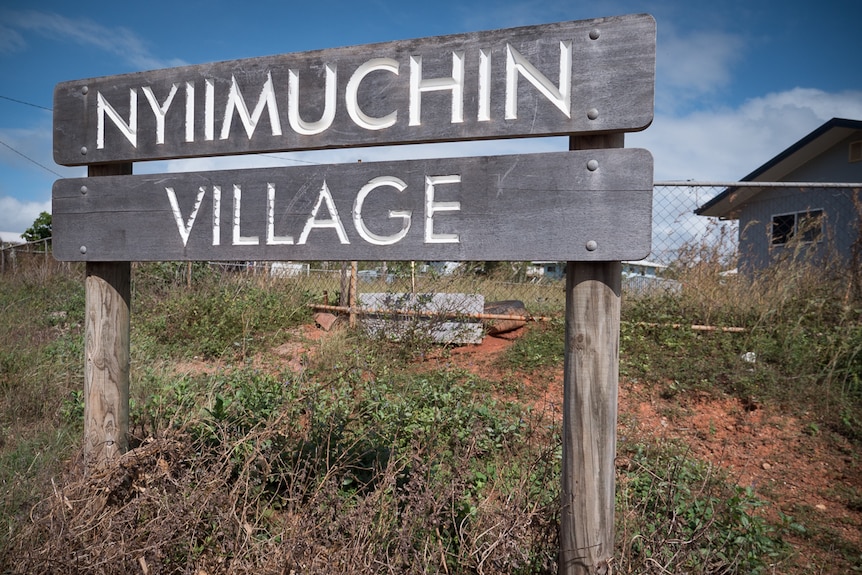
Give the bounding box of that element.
[696,118,862,274]
[269,261,310,278]
[526,261,564,280]
[423,261,461,276]
[622,259,681,295]
[622,259,667,278]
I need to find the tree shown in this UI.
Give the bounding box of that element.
[23,211,52,244]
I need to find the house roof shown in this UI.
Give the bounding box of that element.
[696,118,862,219]
[623,259,668,269]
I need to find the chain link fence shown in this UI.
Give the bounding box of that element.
[0,238,58,276]
[7,182,859,324]
[650,184,733,265]
[255,183,734,328]
[0,184,743,326]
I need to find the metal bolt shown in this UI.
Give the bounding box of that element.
[81,86,89,95]
[587,108,599,120]
[80,246,88,254]
[589,29,600,40]
[80,146,88,155]
[587,159,599,171]
[80,185,88,195]
[586,240,598,251]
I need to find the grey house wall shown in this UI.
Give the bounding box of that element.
[738,132,862,273]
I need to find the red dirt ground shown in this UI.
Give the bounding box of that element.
[177,323,862,572]
[425,327,862,573]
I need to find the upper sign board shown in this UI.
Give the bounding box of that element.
[53,14,655,166]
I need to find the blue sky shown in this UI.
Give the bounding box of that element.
[1,0,860,234]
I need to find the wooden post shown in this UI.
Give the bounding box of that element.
[560,134,624,574]
[340,261,350,307]
[349,261,358,328]
[83,163,132,470]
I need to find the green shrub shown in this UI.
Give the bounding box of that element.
[617,442,788,574]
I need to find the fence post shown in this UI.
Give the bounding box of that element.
[349,261,358,327]
[83,163,132,471]
[340,261,350,307]
[560,134,623,574]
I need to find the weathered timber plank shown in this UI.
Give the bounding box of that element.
[52,149,653,262]
[53,14,655,165]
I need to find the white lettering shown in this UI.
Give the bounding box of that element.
[424,175,461,244]
[353,176,412,245]
[288,64,337,135]
[212,185,221,246]
[477,49,491,122]
[97,89,137,149]
[346,58,399,130]
[298,181,350,244]
[266,183,294,245]
[221,72,282,140]
[166,186,205,247]
[185,82,195,143]
[505,41,572,120]
[142,84,178,145]
[205,79,215,141]
[232,185,259,245]
[409,52,464,126]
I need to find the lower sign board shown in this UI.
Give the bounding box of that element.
[52,148,652,262]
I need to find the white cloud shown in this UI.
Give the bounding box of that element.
[629,88,862,181]
[654,27,745,113]
[0,195,50,235]
[659,30,743,92]
[0,23,25,53]
[4,10,186,71]
[0,123,64,177]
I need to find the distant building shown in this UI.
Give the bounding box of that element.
[269,261,310,278]
[622,259,667,278]
[696,118,862,274]
[622,259,681,295]
[423,261,461,276]
[526,261,564,280]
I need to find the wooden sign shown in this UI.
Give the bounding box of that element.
[52,149,652,262]
[53,14,655,166]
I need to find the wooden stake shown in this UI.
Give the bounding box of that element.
[83,163,132,471]
[349,261,358,328]
[560,134,624,574]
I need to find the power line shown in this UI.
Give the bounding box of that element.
[258,153,322,165]
[0,139,64,178]
[0,95,52,112]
